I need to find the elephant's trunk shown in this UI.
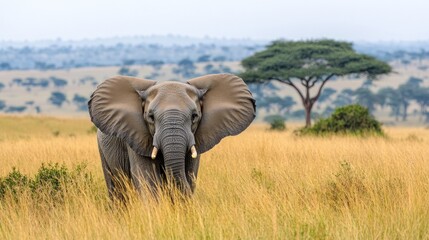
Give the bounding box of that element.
[157,110,192,194]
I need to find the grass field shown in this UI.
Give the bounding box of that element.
[0,116,428,239]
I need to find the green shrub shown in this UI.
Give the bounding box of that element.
[30,163,71,200]
[0,163,93,202]
[0,168,30,201]
[298,104,383,136]
[264,115,286,131]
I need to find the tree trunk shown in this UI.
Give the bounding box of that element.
[402,103,408,121]
[304,103,313,128]
[395,108,399,121]
[419,104,426,122]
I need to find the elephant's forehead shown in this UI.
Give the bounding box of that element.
[152,81,197,95]
[149,81,198,108]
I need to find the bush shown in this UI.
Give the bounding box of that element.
[264,115,286,131]
[299,104,383,135]
[30,163,70,199]
[0,163,93,202]
[0,168,30,201]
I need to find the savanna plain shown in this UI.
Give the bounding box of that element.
[0,116,428,239]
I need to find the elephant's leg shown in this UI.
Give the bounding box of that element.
[185,155,200,193]
[98,143,114,198]
[97,130,131,202]
[127,146,161,197]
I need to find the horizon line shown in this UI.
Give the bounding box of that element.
[1,34,429,45]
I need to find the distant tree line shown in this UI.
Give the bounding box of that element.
[10,76,68,88]
[361,49,429,65]
[347,77,429,123]
[2,40,429,71]
[250,76,429,124]
[118,59,235,80]
[0,75,97,114]
[0,43,262,70]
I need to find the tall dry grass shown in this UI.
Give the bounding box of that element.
[0,116,428,239]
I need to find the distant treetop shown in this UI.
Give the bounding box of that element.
[241,39,391,82]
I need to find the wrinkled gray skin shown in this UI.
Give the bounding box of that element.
[89,74,255,199]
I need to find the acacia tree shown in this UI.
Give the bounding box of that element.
[354,87,377,113]
[414,88,429,121]
[240,40,391,127]
[376,87,401,121]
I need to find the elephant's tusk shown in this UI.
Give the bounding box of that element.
[151,147,158,160]
[191,146,197,159]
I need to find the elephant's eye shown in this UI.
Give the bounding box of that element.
[148,113,155,123]
[192,113,199,123]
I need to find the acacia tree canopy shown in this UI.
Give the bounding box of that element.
[240,39,392,127]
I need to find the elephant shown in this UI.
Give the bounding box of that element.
[88,73,255,199]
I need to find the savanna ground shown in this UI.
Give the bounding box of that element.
[0,116,428,239]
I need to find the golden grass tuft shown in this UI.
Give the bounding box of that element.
[0,116,428,239]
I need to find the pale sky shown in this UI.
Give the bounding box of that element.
[1,0,428,42]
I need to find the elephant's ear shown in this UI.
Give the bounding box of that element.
[187,74,256,154]
[88,76,156,157]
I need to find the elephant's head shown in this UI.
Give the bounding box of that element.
[89,74,255,194]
